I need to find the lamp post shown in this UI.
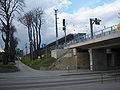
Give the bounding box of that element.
[90,18,101,39]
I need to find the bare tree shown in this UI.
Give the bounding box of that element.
[9,25,18,62]
[19,11,34,60]
[32,8,44,50]
[32,8,44,58]
[19,8,44,59]
[0,0,24,64]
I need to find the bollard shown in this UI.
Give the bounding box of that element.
[67,66,69,73]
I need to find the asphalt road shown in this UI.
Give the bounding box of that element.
[0,61,120,90]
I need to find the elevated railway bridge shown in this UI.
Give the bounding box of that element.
[63,25,120,70]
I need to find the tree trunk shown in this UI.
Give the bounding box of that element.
[3,36,9,64]
[3,22,10,64]
[32,27,37,59]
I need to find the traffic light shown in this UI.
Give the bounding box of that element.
[95,21,100,25]
[63,27,66,30]
[94,18,101,25]
[63,19,65,26]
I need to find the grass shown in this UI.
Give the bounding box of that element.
[0,62,14,67]
[21,54,56,70]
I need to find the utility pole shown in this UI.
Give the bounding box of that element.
[54,9,58,49]
[63,19,66,46]
[46,45,47,64]
[90,19,94,39]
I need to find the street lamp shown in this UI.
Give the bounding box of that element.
[90,18,101,39]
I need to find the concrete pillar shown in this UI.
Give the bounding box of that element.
[88,49,94,70]
[89,49,107,71]
[73,48,77,70]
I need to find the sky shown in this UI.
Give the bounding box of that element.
[1,0,120,53]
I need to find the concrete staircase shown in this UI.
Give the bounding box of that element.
[49,49,76,70]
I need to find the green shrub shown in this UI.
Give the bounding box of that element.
[21,54,56,70]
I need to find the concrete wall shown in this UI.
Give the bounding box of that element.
[111,50,120,68]
[51,49,68,59]
[77,52,89,69]
[114,52,120,66]
[89,49,107,71]
[50,49,76,70]
[50,49,90,70]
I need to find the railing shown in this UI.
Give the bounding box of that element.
[52,25,120,49]
[100,70,120,84]
[63,25,120,48]
[61,69,120,84]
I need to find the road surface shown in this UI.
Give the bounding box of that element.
[0,61,120,90]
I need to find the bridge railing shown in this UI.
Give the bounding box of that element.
[92,25,116,39]
[55,25,120,49]
[63,25,120,48]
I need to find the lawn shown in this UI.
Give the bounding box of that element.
[21,54,56,70]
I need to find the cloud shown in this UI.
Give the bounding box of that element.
[58,0,120,34]
[16,0,72,49]
[15,0,120,51]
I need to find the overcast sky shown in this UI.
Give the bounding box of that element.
[1,0,120,52]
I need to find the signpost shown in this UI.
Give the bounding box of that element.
[15,48,20,53]
[41,44,46,48]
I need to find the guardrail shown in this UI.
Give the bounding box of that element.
[57,25,120,49]
[61,69,120,84]
[100,70,120,84]
[51,25,120,50]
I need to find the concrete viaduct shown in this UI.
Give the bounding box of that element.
[64,27,120,71]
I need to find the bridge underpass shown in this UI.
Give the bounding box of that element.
[65,27,120,71]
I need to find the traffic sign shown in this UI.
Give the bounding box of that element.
[41,44,46,48]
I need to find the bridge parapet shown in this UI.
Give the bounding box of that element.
[64,25,120,49]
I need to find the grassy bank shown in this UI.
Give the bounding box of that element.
[0,62,19,73]
[21,54,56,70]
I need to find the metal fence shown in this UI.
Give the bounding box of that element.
[63,69,120,84]
[59,25,120,48]
[52,25,120,50]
